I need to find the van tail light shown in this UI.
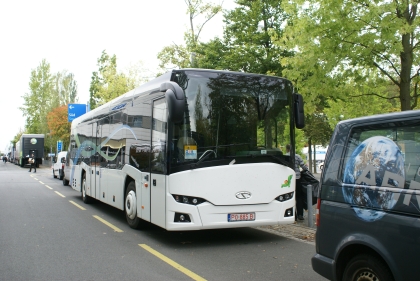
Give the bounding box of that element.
[62,163,65,169]
[315,197,321,226]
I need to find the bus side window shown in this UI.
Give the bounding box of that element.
[129,144,151,172]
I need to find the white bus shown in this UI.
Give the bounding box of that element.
[63,69,305,230]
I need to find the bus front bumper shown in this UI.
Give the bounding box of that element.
[166,200,295,231]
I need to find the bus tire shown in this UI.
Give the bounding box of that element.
[63,174,69,186]
[343,254,392,281]
[125,181,142,229]
[82,174,92,204]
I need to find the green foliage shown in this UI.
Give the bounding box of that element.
[89,50,134,109]
[157,0,222,70]
[11,130,24,147]
[277,0,420,111]
[20,59,55,134]
[20,59,79,156]
[47,105,71,151]
[53,71,78,106]
[303,113,333,147]
[198,0,292,76]
[157,44,191,70]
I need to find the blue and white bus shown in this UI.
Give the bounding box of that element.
[63,69,305,230]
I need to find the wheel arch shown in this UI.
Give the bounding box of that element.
[335,241,396,281]
[81,168,86,181]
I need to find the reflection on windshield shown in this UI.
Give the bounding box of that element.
[170,70,293,170]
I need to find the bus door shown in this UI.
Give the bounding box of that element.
[150,98,167,228]
[90,122,100,199]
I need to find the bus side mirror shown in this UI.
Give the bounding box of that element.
[293,93,305,129]
[160,82,185,124]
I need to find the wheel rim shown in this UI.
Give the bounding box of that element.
[353,268,379,281]
[125,190,137,220]
[82,178,86,198]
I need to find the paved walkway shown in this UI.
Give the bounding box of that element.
[258,207,317,244]
[258,172,320,244]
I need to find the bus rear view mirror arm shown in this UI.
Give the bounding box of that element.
[160,82,185,124]
[293,93,305,129]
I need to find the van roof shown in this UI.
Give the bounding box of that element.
[338,110,420,126]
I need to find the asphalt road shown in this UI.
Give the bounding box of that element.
[0,162,326,281]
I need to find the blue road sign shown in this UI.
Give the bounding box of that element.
[68,104,87,122]
[57,141,62,152]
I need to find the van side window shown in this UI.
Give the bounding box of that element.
[343,121,420,189]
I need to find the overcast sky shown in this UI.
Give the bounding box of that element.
[0,0,235,153]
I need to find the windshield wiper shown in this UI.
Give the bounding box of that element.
[226,153,289,166]
[190,149,217,169]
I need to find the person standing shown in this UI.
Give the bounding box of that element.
[28,153,36,173]
[286,144,308,220]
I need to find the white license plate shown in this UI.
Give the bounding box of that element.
[228,212,255,222]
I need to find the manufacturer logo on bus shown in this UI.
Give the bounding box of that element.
[235,191,252,199]
[111,103,127,111]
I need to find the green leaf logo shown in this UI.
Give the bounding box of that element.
[281,174,293,188]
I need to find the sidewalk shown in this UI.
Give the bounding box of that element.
[258,207,317,244]
[258,172,320,243]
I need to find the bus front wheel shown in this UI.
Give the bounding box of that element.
[82,174,92,204]
[125,181,142,229]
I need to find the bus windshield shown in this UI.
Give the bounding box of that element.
[170,70,294,172]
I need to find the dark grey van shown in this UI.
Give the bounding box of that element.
[312,110,420,281]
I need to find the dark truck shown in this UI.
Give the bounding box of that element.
[16,134,45,167]
[312,110,420,281]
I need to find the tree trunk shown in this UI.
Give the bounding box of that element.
[308,139,313,173]
[400,32,413,111]
[398,3,414,111]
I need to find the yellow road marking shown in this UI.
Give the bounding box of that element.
[69,200,86,210]
[39,181,44,184]
[54,191,65,198]
[45,185,53,190]
[93,215,123,233]
[139,244,207,281]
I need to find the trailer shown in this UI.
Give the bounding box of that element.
[16,134,45,167]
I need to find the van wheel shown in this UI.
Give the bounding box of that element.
[53,170,57,178]
[82,174,92,204]
[125,181,142,229]
[343,254,393,281]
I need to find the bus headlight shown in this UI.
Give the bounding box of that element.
[173,194,206,205]
[276,192,294,202]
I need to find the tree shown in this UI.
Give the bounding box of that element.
[278,0,420,111]
[47,105,71,150]
[20,59,55,134]
[20,59,80,157]
[198,0,293,76]
[157,0,222,70]
[53,71,78,106]
[89,50,139,109]
[11,129,24,151]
